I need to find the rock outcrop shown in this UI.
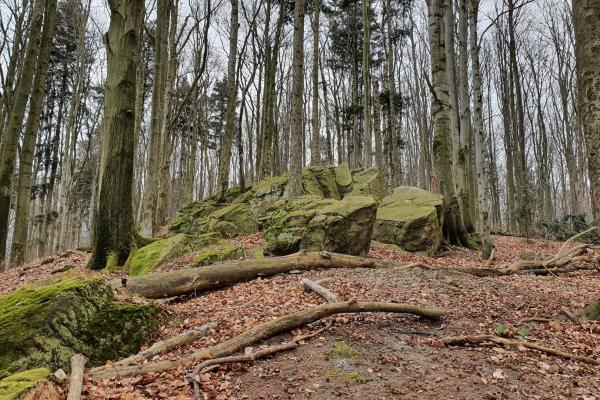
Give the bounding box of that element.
[373,186,444,255]
[0,276,161,378]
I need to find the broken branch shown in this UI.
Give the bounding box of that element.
[301,278,338,303]
[440,334,599,366]
[66,354,87,400]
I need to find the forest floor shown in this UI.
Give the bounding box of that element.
[2,234,600,399]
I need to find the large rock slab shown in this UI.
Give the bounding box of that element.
[301,196,377,256]
[347,167,385,201]
[0,276,160,377]
[262,195,376,256]
[373,186,444,255]
[262,196,336,255]
[171,202,259,238]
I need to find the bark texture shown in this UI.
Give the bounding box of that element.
[573,0,600,220]
[89,0,143,268]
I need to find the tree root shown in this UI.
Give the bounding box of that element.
[440,334,599,366]
[89,300,444,379]
[112,251,412,299]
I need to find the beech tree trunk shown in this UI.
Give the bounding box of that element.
[289,0,306,197]
[217,0,239,198]
[10,0,58,266]
[310,0,321,167]
[0,0,45,267]
[427,0,471,248]
[573,0,600,220]
[469,0,492,259]
[89,0,142,268]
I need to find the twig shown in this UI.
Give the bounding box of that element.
[560,307,582,326]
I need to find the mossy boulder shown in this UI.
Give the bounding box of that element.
[301,196,377,256]
[302,167,341,199]
[0,276,161,377]
[372,186,444,255]
[262,196,336,255]
[577,299,600,321]
[192,243,244,267]
[128,233,206,276]
[262,195,376,256]
[0,368,50,400]
[171,203,258,238]
[347,167,385,201]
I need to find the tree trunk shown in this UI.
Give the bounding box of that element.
[573,0,600,220]
[469,0,491,259]
[427,0,471,248]
[362,0,372,167]
[10,0,58,267]
[89,0,142,269]
[310,0,320,166]
[139,0,170,236]
[289,0,306,197]
[0,0,46,267]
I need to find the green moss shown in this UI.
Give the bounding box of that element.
[0,276,161,376]
[80,303,162,362]
[577,299,600,321]
[334,162,353,189]
[0,368,50,400]
[327,341,361,359]
[129,233,196,275]
[192,243,244,267]
[250,247,265,259]
[0,276,112,375]
[342,371,370,383]
[324,369,369,384]
[325,369,340,380]
[373,186,444,254]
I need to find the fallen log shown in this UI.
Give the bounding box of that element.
[440,334,599,366]
[301,278,338,303]
[112,322,217,367]
[90,300,444,379]
[113,251,410,299]
[67,354,87,400]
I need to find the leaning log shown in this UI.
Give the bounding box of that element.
[90,300,444,379]
[112,251,409,299]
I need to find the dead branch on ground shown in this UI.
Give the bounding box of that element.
[301,278,338,303]
[440,334,599,366]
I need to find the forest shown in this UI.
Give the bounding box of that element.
[0,0,599,398]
